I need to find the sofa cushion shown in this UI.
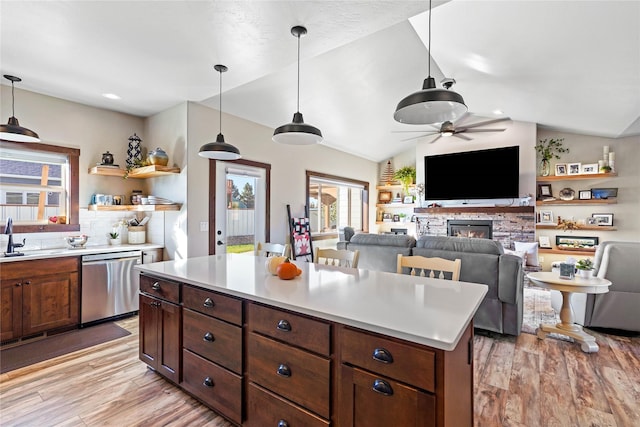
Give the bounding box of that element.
[416,235,504,256]
[349,233,416,248]
[346,234,416,272]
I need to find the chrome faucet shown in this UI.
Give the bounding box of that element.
[4,217,25,257]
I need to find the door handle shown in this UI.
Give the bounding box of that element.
[217,240,224,246]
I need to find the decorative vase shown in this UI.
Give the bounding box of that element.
[109,237,121,246]
[148,147,169,166]
[577,269,593,278]
[127,133,142,168]
[539,158,551,176]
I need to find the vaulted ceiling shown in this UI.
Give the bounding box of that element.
[2,1,638,162]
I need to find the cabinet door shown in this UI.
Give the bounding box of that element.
[138,293,181,384]
[1,278,22,342]
[22,271,79,336]
[339,365,435,427]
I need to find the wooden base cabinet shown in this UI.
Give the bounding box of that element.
[139,275,181,383]
[1,257,79,343]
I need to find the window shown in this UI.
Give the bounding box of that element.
[0,140,79,233]
[306,171,369,239]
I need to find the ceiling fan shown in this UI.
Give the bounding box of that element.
[393,113,511,144]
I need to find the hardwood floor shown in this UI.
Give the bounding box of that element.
[1,316,639,426]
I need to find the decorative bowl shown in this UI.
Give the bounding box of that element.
[66,235,88,248]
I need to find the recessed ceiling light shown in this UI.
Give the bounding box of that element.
[102,93,121,100]
[493,109,504,115]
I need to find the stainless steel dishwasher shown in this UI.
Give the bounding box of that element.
[81,250,142,327]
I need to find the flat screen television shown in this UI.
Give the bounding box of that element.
[424,146,519,201]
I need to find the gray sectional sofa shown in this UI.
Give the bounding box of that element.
[339,233,524,335]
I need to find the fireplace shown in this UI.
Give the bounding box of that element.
[447,220,493,239]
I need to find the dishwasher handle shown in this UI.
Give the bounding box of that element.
[81,256,141,266]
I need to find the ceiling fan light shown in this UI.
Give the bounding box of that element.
[272,112,323,145]
[1,75,40,143]
[198,133,241,160]
[394,78,467,125]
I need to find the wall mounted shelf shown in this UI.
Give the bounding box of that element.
[88,204,181,212]
[536,172,616,182]
[536,199,616,206]
[539,247,596,256]
[536,224,616,231]
[88,165,180,178]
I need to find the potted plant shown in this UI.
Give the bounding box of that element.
[575,258,594,278]
[108,231,121,245]
[535,138,568,176]
[393,166,416,196]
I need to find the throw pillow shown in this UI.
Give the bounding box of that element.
[504,248,527,267]
[514,241,540,267]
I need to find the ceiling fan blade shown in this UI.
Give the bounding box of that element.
[401,134,432,142]
[454,133,473,141]
[453,111,472,125]
[429,134,443,144]
[392,130,439,134]
[459,117,511,130]
[465,128,507,133]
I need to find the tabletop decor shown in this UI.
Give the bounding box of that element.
[393,165,416,196]
[535,137,568,176]
[576,258,594,278]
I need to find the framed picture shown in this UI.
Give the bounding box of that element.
[392,214,400,222]
[586,217,598,225]
[555,235,599,250]
[578,190,592,200]
[581,163,598,174]
[591,213,614,226]
[537,184,553,199]
[382,212,392,222]
[567,162,582,175]
[378,191,392,203]
[539,210,554,223]
[591,188,618,199]
[403,196,413,204]
[555,163,567,176]
[539,235,552,249]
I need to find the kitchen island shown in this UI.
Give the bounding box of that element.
[136,254,488,427]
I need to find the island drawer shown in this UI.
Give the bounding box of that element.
[246,383,329,427]
[140,274,179,304]
[340,327,436,392]
[182,349,242,425]
[183,308,242,374]
[182,285,242,326]
[247,332,330,418]
[247,302,330,356]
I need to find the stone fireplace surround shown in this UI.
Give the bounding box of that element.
[414,206,536,250]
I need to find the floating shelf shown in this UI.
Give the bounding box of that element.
[536,172,616,182]
[88,204,181,212]
[88,165,180,178]
[539,247,596,256]
[377,203,416,208]
[536,198,616,206]
[536,224,616,231]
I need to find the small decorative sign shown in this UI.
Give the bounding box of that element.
[559,262,575,279]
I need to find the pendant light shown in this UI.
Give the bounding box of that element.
[0,75,40,142]
[394,0,467,125]
[272,25,323,145]
[198,64,241,160]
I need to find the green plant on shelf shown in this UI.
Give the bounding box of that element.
[393,166,416,195]
[535,138,568,160]
[108,231,120,239]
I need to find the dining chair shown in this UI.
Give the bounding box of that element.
[255,242,291,258]
[313,248,360,268]
[396,254,461,280]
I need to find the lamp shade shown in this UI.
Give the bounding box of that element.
[272,112,322,145]
[394,77,467,125]
[199,133,241,160]
[0,117,40,142]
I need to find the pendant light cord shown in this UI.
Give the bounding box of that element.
[10,80,15,117]
[219,69,223,135]
[428,0,432,77]
[297,32,301,113]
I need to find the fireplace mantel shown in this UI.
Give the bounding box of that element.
[414,206,534,214]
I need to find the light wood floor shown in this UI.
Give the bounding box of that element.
[1,316,639,427]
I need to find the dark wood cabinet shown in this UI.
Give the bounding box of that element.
[1,257,79,343]
[138,275,181,384]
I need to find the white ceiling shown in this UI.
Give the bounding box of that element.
[2,1,639,163]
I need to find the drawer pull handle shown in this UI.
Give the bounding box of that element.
[151,282,160,291]
[372,379,393,396]
[278,420,289,427]
[276,319,291,332]
[373,348,394,364]
[276,364,291,378]
[203,297,215,308]
[203,332,215,342]
[203,377,214,387]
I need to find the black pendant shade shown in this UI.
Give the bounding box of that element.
[272,25,323,145]
[0,75,40,143]
[199,64,242,160]
[393,0,467,125]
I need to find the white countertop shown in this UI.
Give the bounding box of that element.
[136,254,488,351]
[0,243,163,263]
